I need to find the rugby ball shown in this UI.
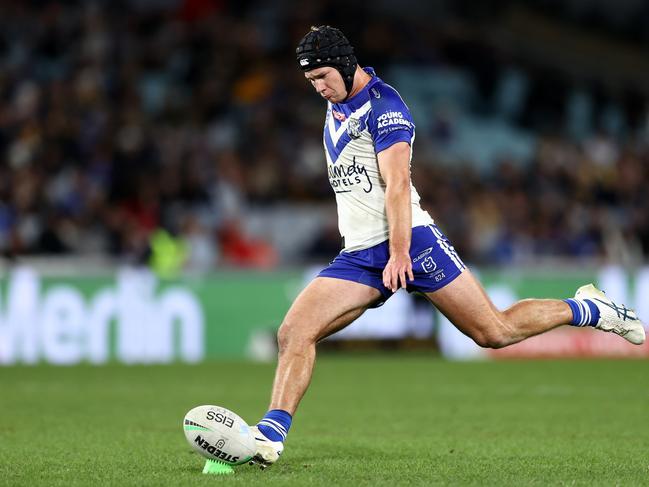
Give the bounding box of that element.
[183,405,256,465]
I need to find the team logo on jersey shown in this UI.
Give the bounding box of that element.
[346,117,365,139]
[332,110,346,122]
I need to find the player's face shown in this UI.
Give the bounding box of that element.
[304,67,347,103]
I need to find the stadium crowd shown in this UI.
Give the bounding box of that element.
[0,0,648,269]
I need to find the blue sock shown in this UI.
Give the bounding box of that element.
[564,298,600,327]
[257,409,292,442]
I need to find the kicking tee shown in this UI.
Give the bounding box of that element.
[323,67,433,251]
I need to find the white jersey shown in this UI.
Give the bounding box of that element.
[323,67,433,251]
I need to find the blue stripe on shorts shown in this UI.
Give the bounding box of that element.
[317,224,466,304]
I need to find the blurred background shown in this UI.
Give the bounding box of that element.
[1,0,649,364]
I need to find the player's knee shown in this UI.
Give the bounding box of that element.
[276,319,315,354]
[471,328,509,349]
[463,311,514,349]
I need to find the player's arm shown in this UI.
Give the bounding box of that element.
[378,141,414,292]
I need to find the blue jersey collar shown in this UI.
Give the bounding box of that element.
[338,67,380,109]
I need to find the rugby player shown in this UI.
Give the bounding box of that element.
[248,25,646,469]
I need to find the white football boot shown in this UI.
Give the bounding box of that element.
[249,425,283,470]
[575,284,646,345]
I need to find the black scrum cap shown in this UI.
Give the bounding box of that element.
[296,26,357,96]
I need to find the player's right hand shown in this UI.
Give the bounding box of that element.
[382,251,414,292]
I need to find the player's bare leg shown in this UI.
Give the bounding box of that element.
[425,269,644,348]
[271,277,381,412]
[250,277,381,468]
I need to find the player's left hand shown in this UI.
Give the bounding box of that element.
[383,252,414,292]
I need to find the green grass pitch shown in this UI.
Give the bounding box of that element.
[1,356,648,486]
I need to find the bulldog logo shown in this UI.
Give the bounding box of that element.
[346,118,364,139]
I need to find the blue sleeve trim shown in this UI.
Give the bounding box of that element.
[375,130,412,153]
